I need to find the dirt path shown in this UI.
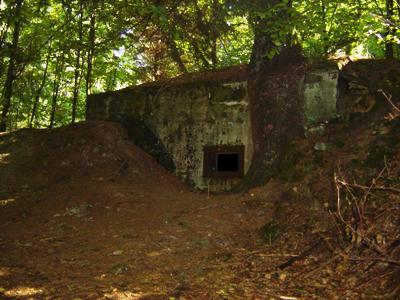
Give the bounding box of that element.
[0,122,275,299]
[1,183,270,299]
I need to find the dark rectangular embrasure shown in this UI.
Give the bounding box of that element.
[203,145,244,178]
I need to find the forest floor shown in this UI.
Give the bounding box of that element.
[0,105,399,299]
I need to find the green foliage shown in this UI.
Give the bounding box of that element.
[0,0,399,130]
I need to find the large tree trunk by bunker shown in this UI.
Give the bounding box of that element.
[244,0,306,188]
[245,48,306,188]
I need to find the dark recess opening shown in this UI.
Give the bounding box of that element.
[217,153,239,172]
[203,145,244,178]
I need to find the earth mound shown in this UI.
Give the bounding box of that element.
[0,121,176,189]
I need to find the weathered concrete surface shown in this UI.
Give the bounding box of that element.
[87,63,339,192]
[303,66,339,123]
[87,69,253,192]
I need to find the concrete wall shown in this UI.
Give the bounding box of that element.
[87,63,339,192]
[87,79,253,192]
[303,66,339,123]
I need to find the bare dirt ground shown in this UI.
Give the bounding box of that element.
[0,117,399,299]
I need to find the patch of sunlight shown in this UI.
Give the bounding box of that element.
[103,288,144,300]
[0,199,16,206]
[4,286,44,297]
[0,267,11,277]
[0,152,10,163]
[330,46,375,69]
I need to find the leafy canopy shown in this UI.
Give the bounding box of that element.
[0,0,398,130]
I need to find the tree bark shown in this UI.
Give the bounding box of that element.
[13,88,23,130]
[166,32,187,73]
[0,0,23,132]
[29,43,52,128]
[49,52,64,128]
[106,67,118,91]
[249,0,281,72]
[210,0,220,69]
[0,6,12,78]
[85,4,96,99]
[245,0,305,188]
[385,0,394,59]
[71,0,84,124]
[320,0,329,55]
[188,36,210,68]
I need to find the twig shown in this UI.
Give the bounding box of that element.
[277,239,322,270]
[334,173,343,218]
[378,89,400,113]
[384,155,390,177]
[246,247,299,257]
[299,242,356,280]
[317,232,335,253]
[329,210,346,245]
[348,257,400,266]
[337,180,400,194]
[334,174,389,255]
[362,166,387,205]
[389,282,400,298]
[299,253,341,279]
[353,269,396,292]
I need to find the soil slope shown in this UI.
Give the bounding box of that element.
[0,112,399,299]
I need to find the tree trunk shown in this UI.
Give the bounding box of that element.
[13,88,23,130]
[245,0,305,188]
[0,7,12,78]
[85,5,96,99]
[249,0,282,72]
[71,0,84,124]
[385,0,394,59]
[49,52,64,128]
[106,67,118,91]
[29,43,52,128]
[166,32,187,73]
[210,0,218,69]
[110,68,117,90]
[189,37,210,68]
[0,0,23,132]
[320,0,329,55]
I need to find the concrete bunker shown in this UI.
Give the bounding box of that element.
[87,63,339,192]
